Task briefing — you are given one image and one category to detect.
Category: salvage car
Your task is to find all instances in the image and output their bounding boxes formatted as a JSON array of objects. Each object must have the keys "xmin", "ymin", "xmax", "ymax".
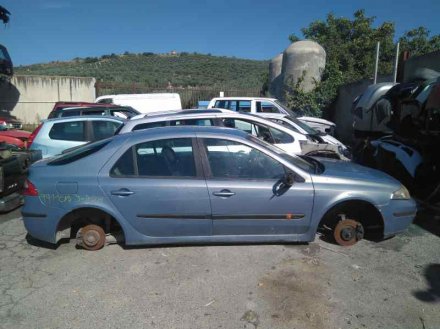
[
  {"xmin": 22, "ymin": 126, "xmax": 416, "ymax": 250},
  {"xmin": 254, "ymin": 112, "xmax": 350, "ymax": 158},
  {"xmin": 28, "ymin": 116, "xmax": 125, "ymax": 158},
  {"xmin": 120, "ymin": 110, "xmax": 349, "ymax": 160},
  {"xmin": 208, "ymin": 97, "xmax": 336, "ymax": 135}
]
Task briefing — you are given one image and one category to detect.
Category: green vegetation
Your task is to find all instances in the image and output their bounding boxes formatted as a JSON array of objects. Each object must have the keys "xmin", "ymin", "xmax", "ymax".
[
  {"xmin": 15, "ymin": 53, "xmax": 268, "ymax": 90},
  {"xmin": 286, "ymin": 9, "xmax": 440, "ymax": 116}
]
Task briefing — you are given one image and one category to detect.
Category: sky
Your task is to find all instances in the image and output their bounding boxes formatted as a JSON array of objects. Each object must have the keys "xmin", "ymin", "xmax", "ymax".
[{"xmin": 2, "ymin": 0, "xmax": 440, "ymax": 65}]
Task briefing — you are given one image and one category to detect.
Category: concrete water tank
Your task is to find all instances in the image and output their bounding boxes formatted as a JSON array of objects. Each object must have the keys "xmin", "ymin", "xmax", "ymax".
[
  {"xmin": 282, "ymin": 40, "xmax": 326, "ymax": 93},
  {"xmin": 269, "ymin": 53, "xmax": 283, "ymax": 97}
]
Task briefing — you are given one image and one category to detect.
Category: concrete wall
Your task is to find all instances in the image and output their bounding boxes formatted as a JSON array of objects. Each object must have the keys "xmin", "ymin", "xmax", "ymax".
[{"xmin": 0, "ymin": 75, "xmax": 96, "ymax": 124}]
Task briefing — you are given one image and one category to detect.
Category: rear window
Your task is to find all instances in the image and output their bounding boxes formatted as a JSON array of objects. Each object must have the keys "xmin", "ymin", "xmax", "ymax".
[
  {"xmin": 49, "ymin": 121, "xmax": 86, "ymax": 141},
  {"xmin": 48, "ymin": 139, "xmax": 110, "ymax": 165}
]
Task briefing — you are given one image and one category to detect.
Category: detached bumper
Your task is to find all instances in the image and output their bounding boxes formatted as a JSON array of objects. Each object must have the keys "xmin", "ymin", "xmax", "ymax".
[
  {"xmin": 381, "ymin": 199, "xmax": 417, "ymax": 237},
  {"xmin": 0, "ymin": 192, "xmax": 24, "ymax": 213}
]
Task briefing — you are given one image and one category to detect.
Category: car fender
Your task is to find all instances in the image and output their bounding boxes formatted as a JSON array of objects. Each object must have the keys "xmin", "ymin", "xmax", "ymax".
[
  {"xmin": 56, "ymin": 202, "xmax": 141, "ymax": 243},
  {"xmin": 310, "ymin": 193, "xmax": 385, "ymax": 233}
]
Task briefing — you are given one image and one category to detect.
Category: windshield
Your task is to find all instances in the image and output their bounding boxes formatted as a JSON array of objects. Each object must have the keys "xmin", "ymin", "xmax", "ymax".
[
  {"xmin": 283, "ymin": 116, "xmax": 319, "ymax": 135},
  {"xmin": 246, "ymin": 134, "xmax": 316, "ymax": 173},
  {"xmin": 48, "ymin": 139, "xmax": 111, "ymax": 165},
  {"xmin": 274, "ymin": 100, "xmax": 296, "ymax": 116}
]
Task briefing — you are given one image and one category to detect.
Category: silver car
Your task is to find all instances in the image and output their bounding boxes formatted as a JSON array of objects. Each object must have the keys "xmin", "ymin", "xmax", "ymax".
[{"xmin": 22, "ymin": 126, "xmax": 416, "ymax": 250}]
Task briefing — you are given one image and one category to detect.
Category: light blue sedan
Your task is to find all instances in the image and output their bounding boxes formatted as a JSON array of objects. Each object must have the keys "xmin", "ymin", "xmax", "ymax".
[{"xmin": 22, "ymin": 126, "xmax": 416, "ymax": 250}]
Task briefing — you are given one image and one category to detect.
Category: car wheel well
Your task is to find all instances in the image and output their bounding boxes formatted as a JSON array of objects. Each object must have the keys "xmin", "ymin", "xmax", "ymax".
[
  {"xmin": 318, "ymin": 200, "xmax": 384, "ymax": 239},
  {"xmin": 57, "ymin": 207, "xmax": 125, "ymax": 242}
]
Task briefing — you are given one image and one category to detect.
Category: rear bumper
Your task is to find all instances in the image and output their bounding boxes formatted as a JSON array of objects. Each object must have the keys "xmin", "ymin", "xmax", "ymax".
[
  {"xmin": 381, "ymin": 199, "xmax": 417, "ymax": 237},
  {"xmin": 0, "ymin": 192, "xmax": 24, "ymax": 213},
  {"xmin": 21, "ymin": 197, "xmax": 62, "ymax": 244}
]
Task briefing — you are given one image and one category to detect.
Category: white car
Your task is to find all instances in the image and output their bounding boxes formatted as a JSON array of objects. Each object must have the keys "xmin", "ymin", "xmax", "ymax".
[
  {"xmin": 207, "ymin": 97, "xmax": 336, "ymax": 135},
  {"xmin": 255, "ymin": 112, "xmax": 349, "ymax": 155},
  {"xmin": 120, "ymin": 110, "xmax": 348, "ymax": 159}
]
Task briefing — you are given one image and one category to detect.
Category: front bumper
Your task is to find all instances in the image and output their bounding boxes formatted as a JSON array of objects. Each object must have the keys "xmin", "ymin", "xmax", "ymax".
[
  {"xmin": 0, "ymin": 192, "xmax": 24, "ymax": 213},
  {"xmin": 381, "ymin": 198, "xmax": 417, "ymax": 238}
]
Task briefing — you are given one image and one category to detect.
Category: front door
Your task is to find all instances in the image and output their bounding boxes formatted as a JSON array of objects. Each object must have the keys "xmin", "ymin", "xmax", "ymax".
[
  {"xmin": 99, "ymin": 137, "xmax": 212, "ymax": 237},
  {"xmin": 199, "ymin": 138, "xmax": 314, "ymax": 235}
]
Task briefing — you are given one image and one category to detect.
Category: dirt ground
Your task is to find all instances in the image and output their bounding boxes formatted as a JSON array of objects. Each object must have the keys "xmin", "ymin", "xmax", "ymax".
[{"xmin": 0, "ymin": 208, "xmax": 439, "ymax": 329}]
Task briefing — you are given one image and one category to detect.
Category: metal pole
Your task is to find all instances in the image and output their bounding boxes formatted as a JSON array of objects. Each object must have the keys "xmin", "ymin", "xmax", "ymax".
[
  {"xmin": 393, "ymin": 42, "xmax": 400, "ymax": 83},
  {"xmin": 374, "ymin": 42, "xmax": 380, "ymax": 84}
]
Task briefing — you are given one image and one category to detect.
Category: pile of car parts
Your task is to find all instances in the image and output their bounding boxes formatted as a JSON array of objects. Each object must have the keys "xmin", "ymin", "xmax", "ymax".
[{"xmin": 0, "ymin": 142, "xmax": 41, "ymax": 212}]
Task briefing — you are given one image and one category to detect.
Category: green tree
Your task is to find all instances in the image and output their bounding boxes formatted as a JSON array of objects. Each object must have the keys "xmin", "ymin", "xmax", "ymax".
[
  {"xmin": 286, "ymin": 10, "xmax": 395, "ymax": 116},
  {"xmin": 399, "ymin": 27, "xmax": 440, "ymax": 56}
]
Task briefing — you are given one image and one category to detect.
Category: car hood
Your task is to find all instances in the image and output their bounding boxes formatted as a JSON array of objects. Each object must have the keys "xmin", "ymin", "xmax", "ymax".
[
  {"xmin": 315, "ymin": 158, "xmax": 400, "ymax": 187},
  {"xmin": 298, "ymin": 116, "xmax": 335, "ymax": 127}
]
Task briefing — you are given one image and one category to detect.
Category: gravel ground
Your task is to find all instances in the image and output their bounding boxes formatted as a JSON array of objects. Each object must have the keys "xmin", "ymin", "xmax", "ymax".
[{"xmin": 0, "ymin": 208, "xmax": 439, "ymax": 329}]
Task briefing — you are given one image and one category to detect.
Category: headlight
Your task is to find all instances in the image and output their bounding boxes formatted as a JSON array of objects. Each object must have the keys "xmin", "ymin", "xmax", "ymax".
[{"xmin": 391, "ymin": 185, "xmax": 410, "ymax": 200}]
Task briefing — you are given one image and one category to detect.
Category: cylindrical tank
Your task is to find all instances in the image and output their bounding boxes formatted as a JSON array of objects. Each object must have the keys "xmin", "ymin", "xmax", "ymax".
[
  {"xmin": 282, "ymin": 40, "xmax": 326, "ymax": 93},
  {"xmin": 269, "ymin": 53, "xmax": 283, "ymax": 83},
  {"xmin": 269, "ymin": 53, "xmax": 283, "ymax": 98}
]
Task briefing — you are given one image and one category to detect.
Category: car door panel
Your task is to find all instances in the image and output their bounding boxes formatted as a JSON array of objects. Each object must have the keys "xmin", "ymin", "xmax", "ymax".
[
  {"xmin": 99, "ymin": 137, "xmax": 212, "ymax": 237},
  {"xmin": 199, "ymin": 137, "xmax": 314, "ymax": 236}
]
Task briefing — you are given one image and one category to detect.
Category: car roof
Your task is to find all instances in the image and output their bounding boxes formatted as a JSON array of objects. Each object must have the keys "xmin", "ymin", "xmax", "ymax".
[
  {"xmin": 42, "ymin": 115, "xmax": 126, "ymax": 124},
  {"xmin": 59, "ymin": 106, "xmax": 133, "ymax": 112},
  {"xmin": 121, "ymin": 109, "xmax": 303, "ymax": 137},
  {"xmin": 211, "ymin": 97, "xmax": 277, "ymax": 101},
  {"xmin": 116, "ymin": 125, "xmax": 249, "ymax": 143}
]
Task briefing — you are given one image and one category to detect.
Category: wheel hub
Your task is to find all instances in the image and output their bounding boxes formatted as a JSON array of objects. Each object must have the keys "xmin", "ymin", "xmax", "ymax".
[
  {"xmin": 76, "ymin": 224, "xmax": 106, "ymax": 251},
  {"xmin": 334, "ymin": 219, "xmax": 364, "ymax": 246}
]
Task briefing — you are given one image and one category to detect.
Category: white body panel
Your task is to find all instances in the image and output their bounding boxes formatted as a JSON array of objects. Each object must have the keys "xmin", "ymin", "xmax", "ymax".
[{"xmin": 96, "ymin": 93, "xmax": 182, "ymax": 114}]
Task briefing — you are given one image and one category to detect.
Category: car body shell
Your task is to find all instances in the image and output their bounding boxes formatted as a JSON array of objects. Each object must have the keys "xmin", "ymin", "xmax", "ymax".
[
  {"xmin": 121, "ymin": 110, "xmax": 309, "ymax": 154},
  {"xmin": 22, "ymin": 126, "xmax": 416, "ymax": 246},
  {"xmin": 119, "ymin": 110, "xmax": 347, "ymax": 158},
  {"xmin": 29, "ymin": 116, "xmax": 125, "ymax": 158}
]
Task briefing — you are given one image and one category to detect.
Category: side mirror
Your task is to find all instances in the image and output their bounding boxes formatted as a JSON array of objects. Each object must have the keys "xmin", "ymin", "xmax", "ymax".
[{"xmin": 283, "ymin": 172, "xmax": 295, "ymax": 187}]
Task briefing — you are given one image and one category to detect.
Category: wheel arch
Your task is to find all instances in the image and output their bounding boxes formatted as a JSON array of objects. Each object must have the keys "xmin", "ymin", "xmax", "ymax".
[
  {"xmin": 55, "ymin": 205, "xmax": 127, "ymax": 243},
  {"xmin": 317, "ymin": 198, "xmax": 385, "ymax": 238}
]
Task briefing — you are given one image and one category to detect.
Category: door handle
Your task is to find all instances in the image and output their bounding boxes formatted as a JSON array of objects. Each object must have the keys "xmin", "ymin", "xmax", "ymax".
[
  {"xmin": 111, "ymin": 188, "xmax": 134, "ymax": 196},
  {"xmin": 213, "ymin": 189, "xmax": 236, "ymax": 197}
]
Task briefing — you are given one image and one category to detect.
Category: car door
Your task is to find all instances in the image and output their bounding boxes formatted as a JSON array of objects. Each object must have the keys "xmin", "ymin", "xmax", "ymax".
[
  {"xmin": 98, "ymin": 137, "xmax": 212, "ymax": 237},
  {"xmin": 198, "ymin": 137, "xmax": 314, "ymax": 235}
]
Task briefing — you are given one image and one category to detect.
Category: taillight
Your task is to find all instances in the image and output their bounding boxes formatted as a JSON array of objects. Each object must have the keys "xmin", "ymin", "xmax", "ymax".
[
  {"xmin": 22, "ymin": 179, "xmax": 38, "ymax": 196},
  {"xmin": 27, "ymin": 123, "xmax": 43, "ymax": 149}
]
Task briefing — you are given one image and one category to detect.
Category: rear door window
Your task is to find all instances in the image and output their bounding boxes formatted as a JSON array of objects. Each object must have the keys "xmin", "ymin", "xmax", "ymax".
[
  {"xmin": 111, "ymin": 138, "xmax": 197, "ymax": 177},
  {"xmin": 49, "ymin": 121, "xmax": 87, "ymax": 141},
  {"xmin": 169, "ymin": 119, "xmax": 213, "ymax": 126},
  {"xmin": 256, "ymin": 101, "xmax": 279, "ymax": 113},
  {"xmin": 61, "ymin": 110, "xmax": 81, "ymax": 117},
  {"xmin": 132, "ymin": 121, "xmax": 167, "ymax": 131},
  {"xmin": 91, "ymin": 121, "xmax": 122, "ymax": 140}
]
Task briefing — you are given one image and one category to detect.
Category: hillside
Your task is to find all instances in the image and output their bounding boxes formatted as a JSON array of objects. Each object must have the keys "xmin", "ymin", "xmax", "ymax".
[{"xmin": 15, "ymin": 52, "xmax": 268, "ymax": 90}]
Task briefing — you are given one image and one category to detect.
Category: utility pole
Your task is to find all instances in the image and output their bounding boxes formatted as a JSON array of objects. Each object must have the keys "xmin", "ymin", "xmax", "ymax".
[
  {"xmin": 373, "ymin": 42, "xmax": 380, "ymax": 84},
  {"xmin": 393, "ymin": 42, "xmax": 400, "ymax": 83}
]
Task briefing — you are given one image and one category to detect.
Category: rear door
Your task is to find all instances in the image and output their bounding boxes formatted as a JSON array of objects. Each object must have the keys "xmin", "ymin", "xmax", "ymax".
[
  {"xmin": 99, "ymin": 137, "xmax": 212, "ymax": 237},
  {"xmin": 199, "ymin": 137, "xmax": 314, "ymax": 235}
]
